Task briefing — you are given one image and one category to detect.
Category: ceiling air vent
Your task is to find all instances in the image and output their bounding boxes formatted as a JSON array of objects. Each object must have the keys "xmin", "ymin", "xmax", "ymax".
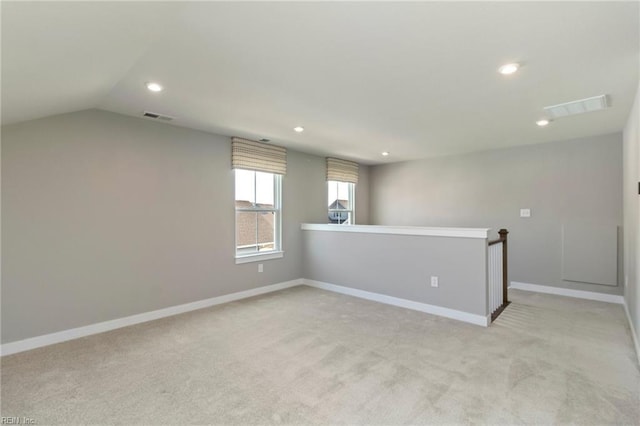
[
  {"xmin": 543, "ymin": 95, "xmax": 608, "ymax": 119},
  {"xmin": 143, "ymin": 111, "xmax": 174, "ymax": 121}
]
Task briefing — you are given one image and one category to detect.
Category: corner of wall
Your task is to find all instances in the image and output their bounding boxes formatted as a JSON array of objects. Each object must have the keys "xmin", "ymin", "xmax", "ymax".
[
  {"xmin": 622, "ymin": 80, "xmax": 640, "ymax": 365},
  {"xmin": 356, "ymin": 164, "xmax": 370, "ymax": 225}
]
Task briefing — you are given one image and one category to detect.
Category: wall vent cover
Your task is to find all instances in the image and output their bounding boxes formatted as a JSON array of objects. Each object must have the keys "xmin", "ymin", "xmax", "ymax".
[
  {"xmin": 143, "ymin": 111, "xmax": 174, "ymax": 121},
  {"xmin": 543, "ymin": 95, "xmax": 608, "ymax": 119}
]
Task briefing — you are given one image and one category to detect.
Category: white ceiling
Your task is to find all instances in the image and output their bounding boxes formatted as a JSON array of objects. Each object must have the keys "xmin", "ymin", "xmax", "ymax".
[{"xmin": 2, "ymin": 1, "xmax": 638, "ymax": 164}]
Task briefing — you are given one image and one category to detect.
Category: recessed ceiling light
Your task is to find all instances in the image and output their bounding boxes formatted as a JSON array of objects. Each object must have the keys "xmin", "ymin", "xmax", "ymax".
[
  {"xmin": 536, "ymin": 119, "xmax": 550, "ymax": 127},
  {"xmin": 381, "ymin": 151, "xmax": 390, "ymax": 156},
  {"xmin": 293, "ymin": 126, "xmax": 304, "ymax": 133},
  {"xmin": 498, "ymin": 63, "xmax": 520, "ymax": 75},
  {"xmin": 146, "ymin": 82, "xmax": 163, "ymax": 92}
]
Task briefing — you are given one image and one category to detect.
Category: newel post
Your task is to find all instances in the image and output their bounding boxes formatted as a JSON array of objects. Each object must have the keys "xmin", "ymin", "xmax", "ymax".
[{"xmin": 499, "ymin": 229, "xmax": 509, "ymax": 305}]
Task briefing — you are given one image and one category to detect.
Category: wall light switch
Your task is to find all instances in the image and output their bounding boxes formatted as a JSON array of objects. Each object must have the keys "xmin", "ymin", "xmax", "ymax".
[
  {"xmin": 430, "ymin": 276, "xmax": 439, "ymax": 288},
  {"xmin": 258, "ymin": 264, "xmax": 264, "ymax": 273},
  {"xmin": 520, "ymin": 208, "xmax": 531, "ymax": 218}
]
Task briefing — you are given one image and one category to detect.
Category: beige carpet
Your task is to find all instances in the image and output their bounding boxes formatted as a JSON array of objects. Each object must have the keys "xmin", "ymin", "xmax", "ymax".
[{"xmin": 2, "ymin": 287, "xmax": 639, "ymax": 425}]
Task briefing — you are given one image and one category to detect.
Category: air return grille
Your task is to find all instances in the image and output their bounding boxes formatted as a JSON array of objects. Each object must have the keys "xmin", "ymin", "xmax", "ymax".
[
  {"xmin": 543, "ymin": 95, "xmax": 608, "ymax": 119},
  {"xmin": 143, "ymin": 111, "xmax": 174, "ymax": 121}
]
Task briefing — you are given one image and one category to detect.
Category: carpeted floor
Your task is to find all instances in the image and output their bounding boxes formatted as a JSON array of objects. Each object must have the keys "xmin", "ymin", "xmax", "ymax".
[{"xmin": 1, "ymin": 286, "xmax": 639, "ymax": 425}]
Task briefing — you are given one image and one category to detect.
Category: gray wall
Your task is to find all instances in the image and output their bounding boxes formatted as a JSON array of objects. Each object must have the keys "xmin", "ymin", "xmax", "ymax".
[
  {"xmin": 623, "ymin": 83, "xmax": 640, "ymax": 351},
  {"xmin": 1, "ymin": 109, "xmax": 328, "ymax": 343},
  {"xmin": 303, "ymin": 231, "xmax": 487, "ymax": 316},
  {"xmin": 2, "ymin": 106, "xmax": 629, "ymax": 344},
  {"xmin": 369, "ymin": 133, "xmax": 623, "ymax": 295}
]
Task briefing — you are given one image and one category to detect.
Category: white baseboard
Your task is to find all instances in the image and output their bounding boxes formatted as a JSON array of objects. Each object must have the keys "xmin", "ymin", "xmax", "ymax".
[
  {"xmin": 623, "ymin": 301, "xmax": 640, "ymax": 367},
  {"xmin": 510, "ymin": 281, "xmax": 624, "ymax": 304},
  {"xmin": 303, "ymin": 279, "xmax": 490, "ymax": 327},
  {"xmin": 1, "ymin": 279, "xmax": 303, "ymax": 357}
]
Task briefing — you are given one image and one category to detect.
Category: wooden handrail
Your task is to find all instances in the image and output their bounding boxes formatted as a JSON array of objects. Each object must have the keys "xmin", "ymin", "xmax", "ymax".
[
  {"xmin": 499, "ymin": 229, "xmax": 508, "ymax": 305},
  {"xmin": 488, "ymin": 228, "xmax": 508, "ymax": 246}
]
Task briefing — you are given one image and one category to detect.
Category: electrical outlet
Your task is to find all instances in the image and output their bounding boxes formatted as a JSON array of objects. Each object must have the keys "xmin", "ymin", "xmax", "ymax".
[
  {"xmin": 520, "ymin": 208, "xmax": 531, "ymax": 218},
  {"xmin": 430, "ymin": 276, "xmax": 438, "ymax": 288},
  {"xmin": 258, "ymin": 264, "xmax": 263, "ymax": 273}
]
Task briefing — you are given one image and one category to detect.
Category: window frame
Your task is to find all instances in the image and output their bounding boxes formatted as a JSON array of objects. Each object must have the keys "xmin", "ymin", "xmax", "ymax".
[
  {"xmin": 234, "ymin": 170, "xmax": 283, "ymax": 264},
  {"xmin": 327, "ymin": 180, "xmax": 355, "ymax": 225}
]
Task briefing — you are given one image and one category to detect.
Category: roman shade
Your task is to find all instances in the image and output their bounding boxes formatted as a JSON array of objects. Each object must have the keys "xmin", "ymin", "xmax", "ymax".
[
  {"xmin": 231, "ymin": 137, "xmax": 287, "ymax": 175},
  {"xmin": 326, "ymin": 157, "xmax": 358, "ymax": 184}
]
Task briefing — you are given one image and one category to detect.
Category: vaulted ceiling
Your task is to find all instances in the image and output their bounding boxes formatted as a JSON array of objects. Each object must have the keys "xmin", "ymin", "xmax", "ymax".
[{"xmin": 2, "ymin": 2, "xmax": 638, "ymax": 164}]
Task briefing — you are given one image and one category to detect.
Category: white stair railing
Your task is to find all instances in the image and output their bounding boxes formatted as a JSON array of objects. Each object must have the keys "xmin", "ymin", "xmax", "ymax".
[
  {"xmin": 488, "ymin": 229, "xmax": 509, "ymax": 321},
  {"xmin": 488, "ymin": 242, "xmax": 503, "ymax": 314}
]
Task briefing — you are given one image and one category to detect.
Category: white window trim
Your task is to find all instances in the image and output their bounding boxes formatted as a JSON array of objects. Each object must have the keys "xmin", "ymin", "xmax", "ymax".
[
  {"xmin": 327, "ymin": 181, "xmax": 355, "ymax": 225},
  {"xmin": 235, "ymin": 251, "xmax": 284, "ymax": 264},
  {"xmin": 235, "ymin": 172, "xmax": 283, "ymax": 262}
]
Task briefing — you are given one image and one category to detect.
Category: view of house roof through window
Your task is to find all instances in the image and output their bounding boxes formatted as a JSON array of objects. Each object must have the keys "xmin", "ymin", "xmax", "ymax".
[
  {"xmin": 328, "ymin": 181, "xmax": 354, "ymax": 224},
  {"xmin": 235, "ymin": 169, "xmax": 280, "ymax": 256},
  {"xmin": 235, "ymin": 201, "xmax": 275, "ymax": 252}
]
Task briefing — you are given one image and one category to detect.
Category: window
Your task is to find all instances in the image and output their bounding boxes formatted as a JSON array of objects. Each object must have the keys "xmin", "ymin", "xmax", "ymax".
[
  {"xmin": 328, "ymin": 180, "xmax": 354, "ymax": 224},
  {"xmin": 325, "ymin": 157, "xmax": 358, "ymax": 225},
  {"xmin": 232, "ymin": 137, "xmax": 286, "ymax": 263},
  {"xmin": 235, "ymin": 169, "xmax": 282, "ymax": 260}
]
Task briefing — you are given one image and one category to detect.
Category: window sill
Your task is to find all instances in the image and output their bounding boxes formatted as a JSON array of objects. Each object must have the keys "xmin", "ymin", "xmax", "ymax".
[{"xmin": 235, "ymin": 251, "xmax": 284, "ymax": 264}]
